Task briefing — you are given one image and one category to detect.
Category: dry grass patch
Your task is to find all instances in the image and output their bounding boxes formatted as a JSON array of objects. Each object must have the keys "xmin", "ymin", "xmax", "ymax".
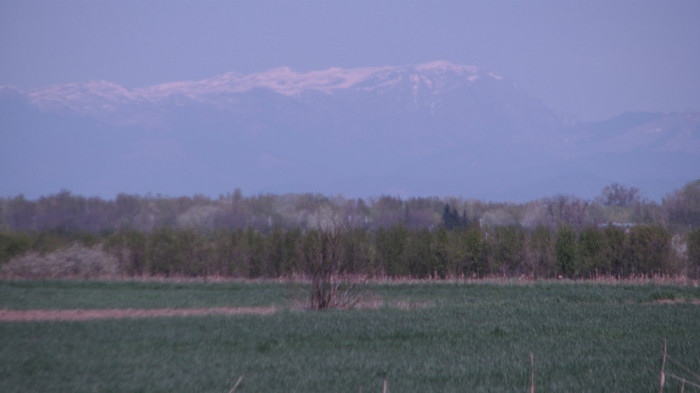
[
  {"xmin": 652, "ymin": 298, "xmax": 700, "ymax": 305},
  {"xmin": 0, "ymin": 306, "xmax": 278, "ymax": 322}
]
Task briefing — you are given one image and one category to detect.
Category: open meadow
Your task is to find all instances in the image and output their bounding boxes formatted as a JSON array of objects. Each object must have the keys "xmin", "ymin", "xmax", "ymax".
[{"xmin": 1, "ymin": 279, "xmax": 699, "ymax": 392}]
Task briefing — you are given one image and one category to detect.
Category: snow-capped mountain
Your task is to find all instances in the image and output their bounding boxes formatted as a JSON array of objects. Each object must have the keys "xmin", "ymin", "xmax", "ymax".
[
  {"xmin": 1, "ymin": 62, "xmax": 698, "ymax": 200},
  {"xmin": 28, "ymin": 61, "xmax": 489, "ymax": 107},
  {"xmin": 24, "ymin": 61, "xmax": 556, "ymax": 130}
]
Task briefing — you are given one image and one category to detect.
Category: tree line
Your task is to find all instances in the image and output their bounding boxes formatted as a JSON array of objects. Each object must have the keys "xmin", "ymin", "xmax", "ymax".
[
  {"xmin": 2, "ymin": 222, "xmax": 698, "ymax": 279},
  {"xmin": 2, "ymin": 181, "xmax": 699, "ymax": 234},
  {"xmin": 1, "ymin": 180, "xmax": 699, "ymax": 279}
]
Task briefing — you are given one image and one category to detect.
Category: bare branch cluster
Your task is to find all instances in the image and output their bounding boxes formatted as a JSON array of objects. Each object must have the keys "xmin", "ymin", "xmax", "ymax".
[{"xmin": 299, "ymin": 212, "xmax": 364, "ymax": 310}]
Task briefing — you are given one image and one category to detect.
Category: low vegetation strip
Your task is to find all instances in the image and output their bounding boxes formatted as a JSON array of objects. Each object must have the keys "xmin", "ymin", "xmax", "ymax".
[
  {"xmin": 2, "ymin": 281, "xmax": 699, "ymax": 392},
  {"xmin": 0, "ymin": 306, "xmax": 277, "ymax": 322}
]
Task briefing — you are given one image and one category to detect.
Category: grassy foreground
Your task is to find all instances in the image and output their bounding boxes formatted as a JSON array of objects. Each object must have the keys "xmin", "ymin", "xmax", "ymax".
[{"xmin": 1, "ymin": 280, "xmax": 699, "ymax": 392}]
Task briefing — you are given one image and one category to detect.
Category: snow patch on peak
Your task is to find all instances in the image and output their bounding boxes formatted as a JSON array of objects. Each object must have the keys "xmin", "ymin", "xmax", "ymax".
[
  {"xmin": 32, "ymin": 80, "xmax": 134, "ymax": 99},
  {"xmin": 29, "ymin": 80, "xmax": 139, "ymax": 112},
  {"xmin": 229, "ymin": 65, "xmax": 392, "ymax": 96},
  {"xmin": 415, "ymin": 61, "xmax": 479, "ymax": 74},
  {"xmin": 211, "ymin": 71, "xmax": 243, "ymax": 85},
  {"xmin": 488, "ymin": 72, "xmax": 504, "ymax": 81}
]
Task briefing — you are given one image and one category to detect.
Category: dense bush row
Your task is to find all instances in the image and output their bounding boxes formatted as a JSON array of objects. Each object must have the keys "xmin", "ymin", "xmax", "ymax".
[{"xmin": 2, "ymin": 224, "xmax": 699, "ymax": 279}]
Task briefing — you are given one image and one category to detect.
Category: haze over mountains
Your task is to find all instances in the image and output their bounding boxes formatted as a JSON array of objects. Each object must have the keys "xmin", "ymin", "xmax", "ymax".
[{"xmin": 1, "ymin": 61, "xmax": 698, "ymax": 201}]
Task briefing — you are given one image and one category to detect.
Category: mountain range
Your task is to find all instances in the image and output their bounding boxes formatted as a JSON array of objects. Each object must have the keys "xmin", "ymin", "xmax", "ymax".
[{"xmin": 1, "ymin": 61, "xmax": 698, "ymax": 201}]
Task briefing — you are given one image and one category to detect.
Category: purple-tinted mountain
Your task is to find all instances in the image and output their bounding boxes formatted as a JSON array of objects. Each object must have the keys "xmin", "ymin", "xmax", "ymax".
[{"xmin": 1, "ymin": 61, "xmax": 698, "ymax": 201}]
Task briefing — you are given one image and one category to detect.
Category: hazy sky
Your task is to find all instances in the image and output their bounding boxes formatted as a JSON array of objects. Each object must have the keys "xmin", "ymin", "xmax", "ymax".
[{"xmin": 1, "ymin": 0, "xmax": 699, "ymax": 121}]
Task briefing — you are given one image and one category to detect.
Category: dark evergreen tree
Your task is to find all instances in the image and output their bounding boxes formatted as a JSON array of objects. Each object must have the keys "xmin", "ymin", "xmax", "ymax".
[
  {"xmin": 687, "ymin": 228, "xmax": 700, "ymax": 278},
  {"xmin": 442, "ymin": 204, "xmax": 467, "ymax": 230},
  {"xmin": 555, "ymin": 225, "xmax": 577, "ymax": 278}
]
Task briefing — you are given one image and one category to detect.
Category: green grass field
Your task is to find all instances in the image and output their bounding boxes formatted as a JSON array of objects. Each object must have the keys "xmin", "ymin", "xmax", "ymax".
[{"xmin": 1, "ymin": 280, "xmax": 699, "ymax": 392}]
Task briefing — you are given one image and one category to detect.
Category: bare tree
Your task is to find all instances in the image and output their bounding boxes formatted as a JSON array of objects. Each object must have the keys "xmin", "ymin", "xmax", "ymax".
[
  {"xmin": 598, "ymin": 183, "xmax": 641, "ymax": 207},
  {"xmin": 297, "ymin": 210, "xmax": 363, "ymax": 310},
  {"xmin": 545, "ymin": 195, "xmax": 589, "ymax": 229}
]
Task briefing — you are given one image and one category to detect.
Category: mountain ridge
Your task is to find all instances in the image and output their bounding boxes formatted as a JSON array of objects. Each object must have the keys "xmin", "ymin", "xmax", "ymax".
[
  {"xmin": 1, "ymin": 62, "xmax": 698, "ymax": 201},
  {"xmin": 23, "ymin": 61, "xmax": 516, "ymax": 118}
]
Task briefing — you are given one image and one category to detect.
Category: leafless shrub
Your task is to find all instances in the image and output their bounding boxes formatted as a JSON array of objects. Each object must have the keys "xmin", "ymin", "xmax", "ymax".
[{"xmin": 297, "ymin": 211, "xmax": 366, "ymax": 310}]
